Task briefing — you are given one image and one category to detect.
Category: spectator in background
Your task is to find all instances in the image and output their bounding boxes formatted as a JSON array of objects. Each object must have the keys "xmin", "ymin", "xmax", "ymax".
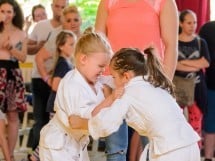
[
  {"xmin": 24, "ymin": 4, "xmax": 47, "ymax": 34},
  {"xmin": 0, "ymin": 0, "xmax": 27, "ymax": 160},
  {"xmin": 27, "ymin": 0, "xmax": 68, "ymax": 55},
  {"xmin": 35, "ymin": 4, "xmax": 82, "ymax": 88},
  {"xmin": 94, "ymin": 0, "xmax": 179, "ymax": 160},
  {"xmin": 27, "ymin": 0, "xmax": 68, "ymax": 151},
  {"xmin": 176, "ymin": 9, "xmax": 210, "ymax": 147},
  {"xmin": 29, "ymin": 30, "xmax": 76, "ymax": 161},
  {"xmin": 46, "ymin": 30, "xmax": 76, "ymax": 117},
  {"xmin": 199, "ymin": 21, "xmax": 215, "ymax": 161}
]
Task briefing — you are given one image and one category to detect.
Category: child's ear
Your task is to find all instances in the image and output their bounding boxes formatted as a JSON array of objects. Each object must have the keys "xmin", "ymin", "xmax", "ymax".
[
  {"xmin": 123, "ymin": 71, "xmax": 133, "ymax": 81},
  {"xmin": 59, "ymin": 45, "xmax": 64, "ymax": 51},
  {"xmin": 79, "ymin": 54, "xmax": 87, "ymax": 64}
]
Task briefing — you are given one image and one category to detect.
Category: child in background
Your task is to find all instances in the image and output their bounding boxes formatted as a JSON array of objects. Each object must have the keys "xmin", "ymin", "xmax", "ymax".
[
  {"xmin": 46, "ymin": 30, "xmax": 76, "ymax": 117},
  {"xmin": 29, "ymin": 30, "xmax": 76, "ymax": 161},
  {"xmin": 39, "ymin": 31, "xmax": 113, "ymax": 161},
  {"xmin": 176, "ymin": 9, "xmax": 210, "ymax": 147},
  {"xmin": 70, "ymin": 47, "xmax": 201, "ymax": 161}
]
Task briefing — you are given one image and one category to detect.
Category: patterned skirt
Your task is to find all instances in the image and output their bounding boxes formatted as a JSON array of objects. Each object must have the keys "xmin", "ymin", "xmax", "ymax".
[{"xmin": 0, "ymin": 60, "xmax": 27, "ymax": 113}]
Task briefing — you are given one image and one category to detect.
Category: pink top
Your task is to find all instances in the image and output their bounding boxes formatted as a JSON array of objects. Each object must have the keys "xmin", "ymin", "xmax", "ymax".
[{"xmin": 105, "ymin": 0, "xmax": 166, "ymax": 60}]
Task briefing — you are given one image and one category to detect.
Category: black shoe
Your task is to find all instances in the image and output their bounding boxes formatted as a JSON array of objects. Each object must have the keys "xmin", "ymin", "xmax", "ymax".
[{"xmin": 204, "ymin": 159, "xmax": 212, "ymax": 161}]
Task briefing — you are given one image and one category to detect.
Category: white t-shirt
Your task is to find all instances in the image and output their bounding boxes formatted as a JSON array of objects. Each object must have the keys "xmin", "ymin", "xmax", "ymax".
[
  {"xmin": 30, "ymin": 19, "xmax": 56, "ymax": 78},
  {"xmin": 29, "ymin": 19, "xmax": 54, "ymax": 42}
]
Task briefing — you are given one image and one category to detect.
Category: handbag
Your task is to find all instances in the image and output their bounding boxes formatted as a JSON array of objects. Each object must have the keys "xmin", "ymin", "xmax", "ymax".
[
  {"xmin": 173, "ymin": 36, "xmax": 201, "ymax": 107},
  {"xmin": 173, "ymin": 75, "xmax": 196, "ymax": 107}
]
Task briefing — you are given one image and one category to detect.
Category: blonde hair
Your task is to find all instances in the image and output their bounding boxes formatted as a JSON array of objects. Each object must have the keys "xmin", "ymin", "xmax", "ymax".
[
  {"xmin": 62, "ymin": 4, "xmax": 80, "ymax": 16},
  {"xmin": 74, "ymin": 30, "xmax": 113, "ymax": 61}
]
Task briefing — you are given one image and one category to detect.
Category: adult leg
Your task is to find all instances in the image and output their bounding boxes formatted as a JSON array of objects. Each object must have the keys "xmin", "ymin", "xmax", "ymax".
[
  {"xmin": 203, "ymin": 89, "xmax": 215, "ymax": 160},
  {"xmin": 29, "ymin": 78, "xmax": 50, "ymax": 149},
  {"xmin": 129, "ymin": 131, "xmax": 143, "ymax": 161},
  {"xmin": 105, "ymin": 120, "xmax": 128, "ymax": 161},
  {"xmin": 204, "ymin": 133, "xmax": 215, "ymax": 160},
  {"xmin": 0, "ymin": 117, "xmax": 11, "ymax": 161},
  {"xmin": 6, "ymin": 111, "xmax": 19, "ymax": 159}
]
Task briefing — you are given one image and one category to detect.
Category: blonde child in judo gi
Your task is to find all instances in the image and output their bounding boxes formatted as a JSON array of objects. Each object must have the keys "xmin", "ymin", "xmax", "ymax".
[{"xmin": 39, "ymin": 30, "xmax": 115, "ymax": 161}]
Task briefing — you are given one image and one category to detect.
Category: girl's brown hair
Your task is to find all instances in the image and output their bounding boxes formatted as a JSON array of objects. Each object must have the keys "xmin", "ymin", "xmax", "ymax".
[
  {"xmin": 179, "ymin": 9, "xmax": 196, "ymax": 34},
  {"xmin": 0, "ymin": 0, "xmax": 24, "ymax": 32},
  {"xmin": 111, "ymin": 47, "xmax": 175, "ymax": 96},
  {"xmin": 51, "ymin": 30, "xmax": 76, "ymax": 78}
]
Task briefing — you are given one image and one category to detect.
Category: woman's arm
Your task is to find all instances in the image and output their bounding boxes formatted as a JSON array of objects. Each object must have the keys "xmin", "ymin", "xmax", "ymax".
[
  {"xmin": 176, "ymin": 61, "xmax": 200, "ymax": 72},
  {"xmin": 35, "ymin": 46, "xmax": 52, "ymax": 85},
  {"xmin": 160, "ymin": 0, "xmax": 179, "ymax": 80},
  {"xmin": 179, "ymin": 57, "xmax": 209, "ymax": 69},
  {"xmin": 95, "ymin": 0, "xmax": 108, "ymax": 34},
  {"xmin": 27, "ymin": 39, "xmax": 46, "ymax": 55},
  {"xmin": 10, "ymin": 34, "xmax": 27, "ymax": 63}
]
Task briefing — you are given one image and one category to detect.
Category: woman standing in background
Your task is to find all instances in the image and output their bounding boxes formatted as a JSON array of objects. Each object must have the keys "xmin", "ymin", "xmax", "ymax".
[
  {"xmin": 0, "ymin": 0, "xmax": 27, "ymax": 160},
  {"xmin": 176, "ymin": 9, "xmax": 210, "ymax": 148},
  {"xmin": 199, "ymin": 21, "xmax": 215, "ymax": 161}
]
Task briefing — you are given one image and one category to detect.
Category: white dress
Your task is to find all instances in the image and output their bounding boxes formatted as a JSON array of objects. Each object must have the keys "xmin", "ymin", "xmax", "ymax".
[
  {"xmin": 39, "ymin": 69, "xmax": 105, "ymax": 161},
  {"xmin": 89, "ymin": 76, "xmax": 201, "ymax": 161}
]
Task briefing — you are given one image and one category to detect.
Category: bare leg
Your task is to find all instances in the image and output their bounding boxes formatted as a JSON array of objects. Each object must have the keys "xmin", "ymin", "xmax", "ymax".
[
  {"xmin": 204, "ymin": 133, "xmax": 215, "ymax": 159},
  {"xmin": 0, "ymin": 119, "xmax": 11, "ymax": 161},
  {"xmin": 129, "ymin": 131, "xmax": 143, "ymax": 161},
  {"xmin": 6, "ymin": 111, "xmax": 19, "ymax": 158}
]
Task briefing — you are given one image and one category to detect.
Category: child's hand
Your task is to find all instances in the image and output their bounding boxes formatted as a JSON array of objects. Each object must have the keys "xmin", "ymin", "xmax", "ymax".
[
  {"xmin": 111, "ymin": 87, "xmax": 124, "ymax": 100},
  {"xmin": 69, "ymin": 115, "xmax": 88, "ymax": 130},
  {"xmin": 103, "ymin": 84, "xmax": 112, "ymax": 98}
]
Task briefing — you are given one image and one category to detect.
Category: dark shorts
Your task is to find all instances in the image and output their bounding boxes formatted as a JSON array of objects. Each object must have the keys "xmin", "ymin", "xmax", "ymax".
[
  {"xmin": 203, "ymin": 89, "xmax": 215, "ymax": 133},
  {"xmin": 0, "ymin": 60, "xmax": 27, "ymax": 113}
]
